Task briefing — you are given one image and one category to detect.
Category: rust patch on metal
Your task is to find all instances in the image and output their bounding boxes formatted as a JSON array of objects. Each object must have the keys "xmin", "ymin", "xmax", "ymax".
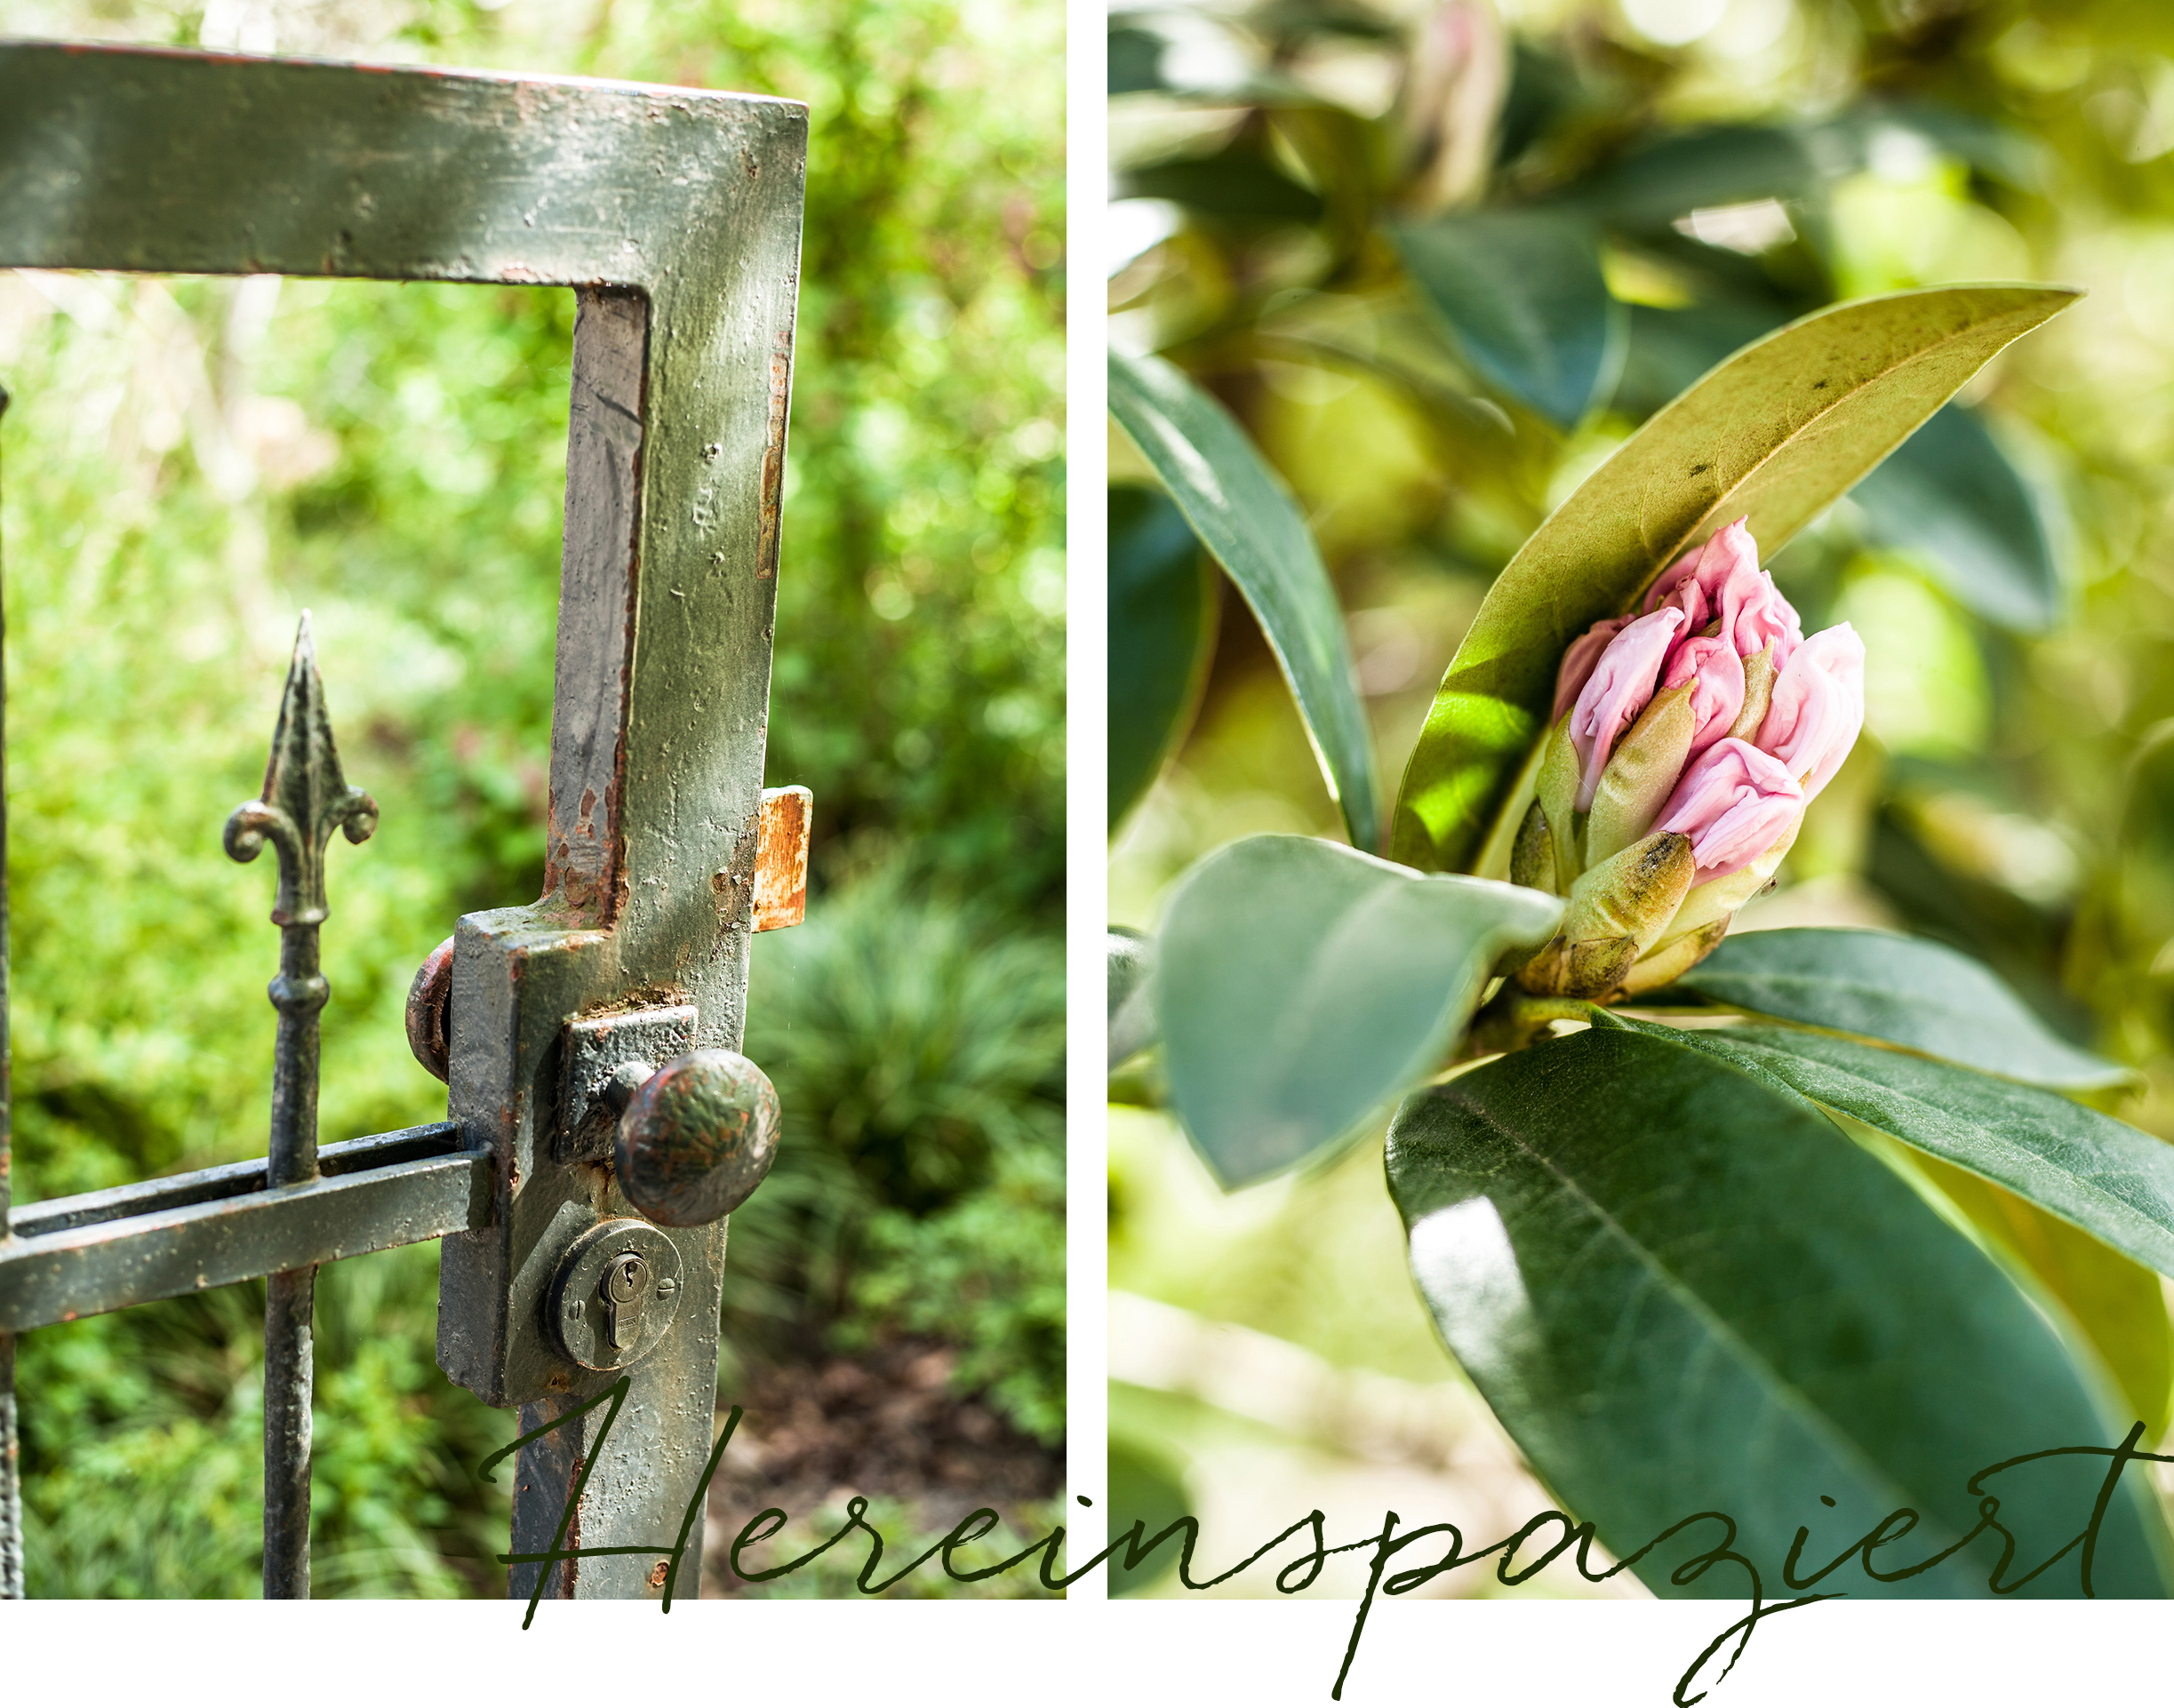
[
  {"xmin": 541, "ymin": 287, "xmax": 647, "ymax": 930},
  {"xmin": 755, "ymin": 338, "xmax": 792, "ymax": 581},
  {"xmin": 648, "ymin": 1558, "xmax": 670, "ymax": 1590},
  {"xmin": 560, "ymin": 1457, "xmax": 582, "ymax": 1598},
  {"xmin": 709, "ymin": 867, "xmax": 742, "ymax": 919},
  {"xmin": 752, "ymin": 786, "xmax": 811, "ymax": 931}
]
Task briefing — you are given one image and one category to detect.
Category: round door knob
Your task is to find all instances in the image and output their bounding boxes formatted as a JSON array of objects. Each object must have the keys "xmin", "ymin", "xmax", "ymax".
[
  {"xmin": 404, "ymin": 935, "xmax": 456, "ymax": 1083},
  {"xmin": 612, "ymin": 1048, "xmax": 781, "ymax": 1227}
]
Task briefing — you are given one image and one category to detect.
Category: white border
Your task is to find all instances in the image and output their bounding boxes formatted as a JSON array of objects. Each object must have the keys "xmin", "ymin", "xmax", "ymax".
[{"xmin": 1063, "ymin": 0, "xmax": 1112, "ymax": 1605}]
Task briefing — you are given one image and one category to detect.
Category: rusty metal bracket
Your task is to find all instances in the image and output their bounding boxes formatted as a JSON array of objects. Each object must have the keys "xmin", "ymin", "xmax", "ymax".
[
  {"xmin": 754, "ymin": 785, "xmax": 813, "ymax": 931},
  {"xmin": 557, "ymin": 1005, "xmax": 698, "ymax": 1164}
]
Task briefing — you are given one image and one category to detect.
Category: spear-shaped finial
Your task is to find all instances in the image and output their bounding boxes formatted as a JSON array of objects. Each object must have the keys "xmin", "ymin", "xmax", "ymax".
[
  {"xmin": 224, "ymin": 611, "xmax": 379, "ymax": 925},
  {"xmin": 223, "ymin": 611, "xmax": 376, "ymax": 1601}
]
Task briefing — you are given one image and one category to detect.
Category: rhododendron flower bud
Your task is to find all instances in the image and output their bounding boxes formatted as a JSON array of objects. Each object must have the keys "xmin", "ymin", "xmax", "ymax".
[
  {"xmin": 1507, "ymin": 517, "xmax": 1863, "ymax": 1002},
  {"xmin": 1514, "ymin": 832, "xmax": 1697, "ymax": 1000}
]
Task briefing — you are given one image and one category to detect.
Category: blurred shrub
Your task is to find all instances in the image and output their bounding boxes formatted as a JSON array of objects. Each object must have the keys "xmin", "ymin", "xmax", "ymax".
[
  {"xmin": 729, "ymin": 858, "xmax": 1066, "ymax": 1439},
  {"xmin": 574, "ymin": 0, "xmax": 1068, "ymax": 914},
  {"xmin": 722, "ymin": 1493, "xmax": 1066, "ymax": 1597},
  {"xmin": 18, "ymin": 1247, "xmax": 509, "ymax": 1598},
  {"xmin": 845, "ymin": 1141, "xmax": 1067, "ymax": 1443},
  {"xmin": 753, "ymin": 860, "xmax": 1066, "ymax": 1214}
]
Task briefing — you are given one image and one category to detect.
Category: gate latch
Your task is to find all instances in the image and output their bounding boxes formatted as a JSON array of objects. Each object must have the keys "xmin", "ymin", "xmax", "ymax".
[{"xmin": 555, "ymin": 1006, "xmax": 783, "ymax": 1228}]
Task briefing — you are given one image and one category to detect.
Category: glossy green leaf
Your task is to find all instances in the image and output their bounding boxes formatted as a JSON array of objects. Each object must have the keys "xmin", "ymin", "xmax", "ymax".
[
  {"xmin": 1393, "ymin": 208, "xmax": 1624, "ymax": 428},
  {"xmin": 1580, "ymin": 109, "xmax": 2042, "ymax": 229},
  {"xmin": 1816, "ymin": 100, "xmax": 2048, "ymax": 195},
  {"xmin": 1109, "ymin": 484, "xmax": 1218, "ymax": 830},
  {"xmin": 1105, "ymin": 12, "xmax": 1330, "ymax": 107},
  {"xmin": 1156, "ymin": 834, "xmax": 1561, "ymax": 1187},
  {"xmin": 1386, "ymin": 1024, "xmax": 2173, "ymax": 1598},
  {"xmin": 1109, "ymin": 350, "xmax": 1380, "ymax": 850},
  {"xmin": 1108, "ymin": 926, "xmax": 1158, "ymax": 1069},
  {"xmin": 1630, "ymin": 1014, "xmax": 2174, "ymax": 1473},
  {"xmin": 1673, "ymin": 928, "xmax": 2130, "ymax": 1089},
  {"xmin": 1496, "ymin": 41, "xmax": 1579, "ymax": 168},
  {"xmin": 1895, "ymin": 1145, "xmax": 2173, "ymax": 1442},
  {"xmin": 1612, "ymin": 1018, "xmax": 2174, "ymax": 1267},
  {"xmin": 1852, "ymin": 402, "xmax": 2061, "ymax": 631},
  {"xmin": 1388, "ymin": 284, "xmax": 2081, "ymax": 874}
]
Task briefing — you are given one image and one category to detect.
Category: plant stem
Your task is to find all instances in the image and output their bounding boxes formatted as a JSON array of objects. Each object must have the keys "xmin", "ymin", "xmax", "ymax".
[{"xmin": 1459, "ymin": 986, "xmax": 1600, "ymax": 1061}]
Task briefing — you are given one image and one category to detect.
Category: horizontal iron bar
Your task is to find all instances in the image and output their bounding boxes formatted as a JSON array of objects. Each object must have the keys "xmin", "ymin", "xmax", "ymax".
[
  {"xmin": 9, "ymin": 1123, "xmax": 465, "ymax": 1240},
  {"xmin": 0, "ymin": 1124, "xmax": 492, "ymax": 1332}
]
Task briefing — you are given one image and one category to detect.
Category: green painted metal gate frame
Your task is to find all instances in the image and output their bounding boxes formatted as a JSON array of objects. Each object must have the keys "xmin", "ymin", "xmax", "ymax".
[{"xmin": 0, "ymin": 39, "xmax": 807, "ymax": 1601}]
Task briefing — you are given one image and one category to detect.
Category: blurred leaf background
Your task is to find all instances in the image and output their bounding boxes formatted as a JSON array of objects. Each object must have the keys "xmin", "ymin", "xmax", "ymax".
[
  {"xmin": 1109, "ymin": 0, "xmax": 2174, "ymax": 1596},
  {"xmin": 2, "ymin": 0, "xmax": 1062, "ymax": 1596}
]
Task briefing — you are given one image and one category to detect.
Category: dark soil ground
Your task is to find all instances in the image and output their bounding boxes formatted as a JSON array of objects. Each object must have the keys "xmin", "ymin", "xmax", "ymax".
[{"xmin": 700, "ymin": 1336, "xmax": 1065, "ymax": 1598}]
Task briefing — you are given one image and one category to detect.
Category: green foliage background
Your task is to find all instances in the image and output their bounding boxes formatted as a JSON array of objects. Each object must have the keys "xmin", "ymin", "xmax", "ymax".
[
  {"xmin": 1109, "ymin": 0, "xmax": 2174, "ymax": 1596},
  {"xmin": 1, "ymin": 0, "xmax": 1062, "ymax": 1596}
]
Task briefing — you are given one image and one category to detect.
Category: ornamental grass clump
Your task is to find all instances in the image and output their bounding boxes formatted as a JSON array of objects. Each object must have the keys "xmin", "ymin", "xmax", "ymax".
[{"xmin": 1509, "ymin": 517, "xmax": 1865, "ymax": 1000}]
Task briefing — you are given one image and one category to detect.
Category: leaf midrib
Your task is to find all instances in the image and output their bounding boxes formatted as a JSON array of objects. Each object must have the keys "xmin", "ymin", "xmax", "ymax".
[
  {"xmin": 1468, "ymin": 295, "xmax": 2054, "ymax": 678},
  {"xmin": 1685, "ymin": 970, "xmax": 2112, "ymax": 1082},
  {"xmin": 1444, "ymin": 1061, "xmax": 1965, "ymax": 1566},
  {"xmin": 1708, "ymin": 1035, "xmax": 2174, "ymax": 1273}
]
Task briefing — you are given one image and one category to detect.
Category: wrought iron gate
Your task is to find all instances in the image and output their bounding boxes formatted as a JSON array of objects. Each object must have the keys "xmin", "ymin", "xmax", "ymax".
[{"xmin": 0, "ymin": 40, "xmax": 811, "ymax": 1601}]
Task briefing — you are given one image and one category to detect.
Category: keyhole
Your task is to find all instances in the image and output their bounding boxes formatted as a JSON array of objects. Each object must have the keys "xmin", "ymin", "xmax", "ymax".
[{"xmin": 600, "ymin": 1251, "xmax": 651, "ymax": 1351}]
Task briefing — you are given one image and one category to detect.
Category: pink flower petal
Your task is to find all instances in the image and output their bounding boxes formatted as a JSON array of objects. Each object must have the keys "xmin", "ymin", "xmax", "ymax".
[
  {"xmin": 1730, "ymin": 566, "xmax": 1802, "ymax": 666},
  {"xmin": 1662, "ymin": 633, "xmax": 1746, "ymax": 760},
  {"xmin": 1754, "ymin": 623, "xmax": 1865, "ymax": 801},
  {"xmin": 1701, "ymin": 523, "xmax": 1794, "ymax": 659},
  {"xmin": 1647, "ymin": 518, "xmax": 1803, "ymax": 668},
  {"xmin": 1652, "ymin": 737, "xmax": 1803, "ymax": 882},
  {"xmin": 1568, "ymin": 606, "xmax": 1685, "ymax": 811},
  {"xmin": 1553, "ymin": 614, "xmax": 1630, "ymax": 723},
  {"xmin": 1641, "ymin": 546, "xmax": 1704, "ymax": 617}
]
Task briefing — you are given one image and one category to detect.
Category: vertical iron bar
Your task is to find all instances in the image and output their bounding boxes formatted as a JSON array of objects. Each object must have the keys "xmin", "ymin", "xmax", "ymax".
[
  {"xmin": 0, "ymin": 1336, "xmax": 18, "ymax": 1601},
  {"xmin": 0, "ymin": 381, "xmax": 20, "ymax": 1601},
  {"xmin": 224, "ymin": 612, "xmax": 374, "ymax": 1600},
  {"xmin": 269, "ymin": 915, "xmax": 324, "ymax": 1182},
  {"xmin": 260, "ymin": 1269, "xmax": 313, "ymax": 1596},
  {"xmin": 261, "ymin": 916, "xmax": 325, "ymax": 1598}
]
